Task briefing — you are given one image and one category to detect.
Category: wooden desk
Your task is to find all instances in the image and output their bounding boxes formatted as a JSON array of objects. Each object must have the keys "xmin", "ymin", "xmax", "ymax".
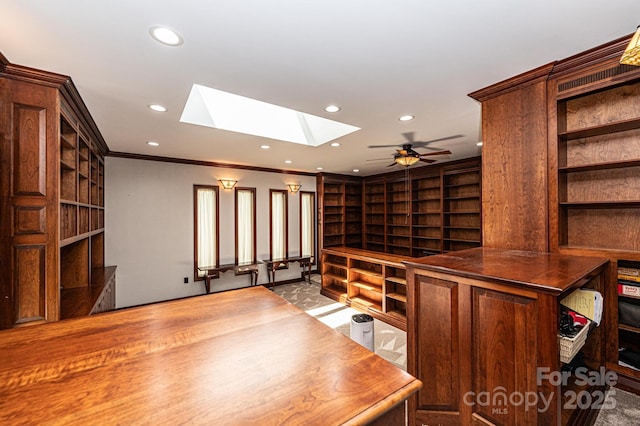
[
  {"xmin": 262, "ymin": 255, "xmax": 312, "ymax": 287},
  {"xmin": 0, "ymin": 286, "xmax": 420, "ymax": 425},
  {"xmin": 198, "ymin": 261, "xmax": 260, "ymax": 293}
]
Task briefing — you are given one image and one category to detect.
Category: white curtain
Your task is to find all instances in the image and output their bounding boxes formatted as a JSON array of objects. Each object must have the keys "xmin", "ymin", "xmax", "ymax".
[
  {"xmin": 197, "ymin": 188, "xmax": 216, "ymax": 276},
  {"xmin": 301, "ymin": 193, "xmax": 314, "ymax": 258},
  {"xmin": 271, "ymin": 192, "xmax": 286, "ymax": 259},
  {"xmin": 237, "ymin": 189, "xmax": 254, "ymax": 264}
]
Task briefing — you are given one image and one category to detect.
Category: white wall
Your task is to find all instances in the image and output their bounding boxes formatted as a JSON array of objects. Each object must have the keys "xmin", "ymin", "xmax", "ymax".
[{"xmin": 105, "ymin": 157, "xmax": 316, "ymax": 308}]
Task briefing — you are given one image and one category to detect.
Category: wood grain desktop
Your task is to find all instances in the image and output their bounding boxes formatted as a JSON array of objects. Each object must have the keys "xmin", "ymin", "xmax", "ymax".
[{"xmin": 0, "ymin": 286, "xmax": 421, "ymax": 425}]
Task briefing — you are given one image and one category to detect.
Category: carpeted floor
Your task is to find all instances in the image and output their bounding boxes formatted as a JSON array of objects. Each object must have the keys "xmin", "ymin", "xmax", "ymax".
[{"xmin": 274, "ymin": 278, "xmax": 640, "ymax": 424}]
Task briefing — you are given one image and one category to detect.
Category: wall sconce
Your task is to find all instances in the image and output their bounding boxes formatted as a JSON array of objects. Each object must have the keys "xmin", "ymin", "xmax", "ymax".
[
  {"xmin": 621, "ymin": 25, "xmax": 640, "ymax": 66},
  {"xmin": 219, "ymin": 179, "xmax": 238, "ymax": 190},
  {"xmin": 287, "ymin": 184, "xmax": 301, "ymax": 193}
]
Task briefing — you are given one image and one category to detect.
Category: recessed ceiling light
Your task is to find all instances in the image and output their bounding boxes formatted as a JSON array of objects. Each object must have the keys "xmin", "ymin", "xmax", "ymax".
[
  {"xmin": 261, "ymin": 145, "xmax": 270, "ymax": 149},
  {"xmin": 398, "ymin": 114, "xmax": 415, "ymax": 122},
  {"xmin": 148, "ymin": 104, "xmax": 167, "ymax": 112},
  {"xmin": 476, "ymin": 142, "xmax": 483, "ymax": 146},
  {"xmin": 330, "ymin": 142, "xmax": 341, "ymax": 147},
  {"xmin": 147, "ymin": 141, "xmax": 159, "ymax": 146},
  {"xmin": 149, "ymin": 26, "xmax": 183, "ymax": 46},
  {"xmin": 285, "ymin": 160, "xmax": 292, "ymax": 164},
  {"xmin": 316, "ymin": 167, "xmax": 323, "ymax": 170},
  {"xmin": 325, "ymin": 105, "xmax": 340, "ymax": 113},
  {"xmin": 353, "ymin": 169, "xmax": 360, "ymax": 172}
]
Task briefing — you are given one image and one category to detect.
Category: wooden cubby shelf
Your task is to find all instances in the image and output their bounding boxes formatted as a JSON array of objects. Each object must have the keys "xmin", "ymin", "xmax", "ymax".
[
  {"xmin": 549, "ymin": 56, "xmax": 640, "ymax": 390},
  {"xmin": 321, "ymin": 247, "xmax": 412, "ymax": 331},
  {"xmin": 0, "ymin": 57, "xmax": 115, "ymax": 329}
]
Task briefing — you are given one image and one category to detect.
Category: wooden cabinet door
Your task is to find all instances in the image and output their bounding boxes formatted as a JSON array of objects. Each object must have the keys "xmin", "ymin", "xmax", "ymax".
[
  {"xmin": 408, "ymin": 273, "xmax": 539, "ymax": 426},
  {"xmin": 0, "ymin": 79, "xmax": 58, "ymax": 328},
  {"xmin": 408, "ymin": 273, "xmax": 472, "ymax": 426},
  {"xmin": 471, "ymin": 287, "xmax": 538, "ymax": 425}
]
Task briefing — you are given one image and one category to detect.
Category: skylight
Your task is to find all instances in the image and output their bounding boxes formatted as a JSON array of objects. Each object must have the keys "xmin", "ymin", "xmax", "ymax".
[{"xmin": 180, "ymin": 84, "xmax": 360, "ymax": 146}]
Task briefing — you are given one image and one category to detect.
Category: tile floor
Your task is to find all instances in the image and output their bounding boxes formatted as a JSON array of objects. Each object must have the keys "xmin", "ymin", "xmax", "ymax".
[{"xmin": 273, "ymin": 279, "xmax": 407, "ymax": 371}]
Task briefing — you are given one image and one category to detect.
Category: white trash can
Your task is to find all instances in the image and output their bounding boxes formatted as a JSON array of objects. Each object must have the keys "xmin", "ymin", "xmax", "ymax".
[{"xmin": 350, "ymin": 314, "xmax": 374, "ymax": 352}]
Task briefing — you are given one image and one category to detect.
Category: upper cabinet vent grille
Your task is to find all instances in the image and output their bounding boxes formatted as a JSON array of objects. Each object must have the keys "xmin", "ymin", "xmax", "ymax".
[{"xmin": 558, "ymin": 64, "xmax": 637, "ymax": 92}]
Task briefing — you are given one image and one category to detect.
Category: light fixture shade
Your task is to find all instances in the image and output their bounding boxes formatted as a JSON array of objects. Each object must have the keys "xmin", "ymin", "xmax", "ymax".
[
  {"xmin": 287, "ymin": 184, "xmax": 301, "ymax": 193},
  {"xmin": 219, "ymin": 179, "xmax": 237, "ymax": 189},
  {"xmin": 621, "ymin": 26, "xmax": 640, "ymax": 66},
  {"xmin": 395, "ymin": 156, "xmax": 420, "ymax": 167}
]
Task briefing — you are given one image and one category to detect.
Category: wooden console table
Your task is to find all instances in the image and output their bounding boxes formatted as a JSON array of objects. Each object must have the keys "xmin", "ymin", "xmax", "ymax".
[
  {"xmin": 262, "ymin": 255, "xmax": 312, "ymax": 287},
  {"xmin": 198, "ymin": 261, "xmax": 260, "ymax": 293},
  {"xmin": 0, "ymin": 286, "xmax": 421, "ymax": 425}
]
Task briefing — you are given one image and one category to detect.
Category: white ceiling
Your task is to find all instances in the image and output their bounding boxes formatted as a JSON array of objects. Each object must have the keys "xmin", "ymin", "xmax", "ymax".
[{"xmin": 1, "ymin": 1, "xmax": 639, "ymax": 176}]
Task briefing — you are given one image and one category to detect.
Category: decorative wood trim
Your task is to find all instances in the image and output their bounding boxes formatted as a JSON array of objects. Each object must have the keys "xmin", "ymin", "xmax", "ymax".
[
  {"xmin": 549, "ymin": 33, "xmax": 634, "ymax": 78},
  {"xmin": 108, "ymin": 151, "xmax": 317, "ymax": 176},
  {"xmin": 468, "ymin": 63, "xmax": 555, "ymax": 102},
  {"xmin": 0, "ymin": 52, "xmax": 109, "ymax": 157}
]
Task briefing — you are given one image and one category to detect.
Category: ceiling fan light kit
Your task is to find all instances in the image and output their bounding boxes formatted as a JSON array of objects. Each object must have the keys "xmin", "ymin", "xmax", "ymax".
[{"xmin": 395, "ymin": 155, "xmax": 420, "ymax": 166}]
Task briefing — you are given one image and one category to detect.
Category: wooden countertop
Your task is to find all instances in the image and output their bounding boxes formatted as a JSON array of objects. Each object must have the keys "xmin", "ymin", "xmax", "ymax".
[
  {"xmin": 0, "ymin": 286, "xmax": 420, "ymax": 425},
  {"xmin": 403, "ymin": 247, "xmax": 608, "ymax": 295}
]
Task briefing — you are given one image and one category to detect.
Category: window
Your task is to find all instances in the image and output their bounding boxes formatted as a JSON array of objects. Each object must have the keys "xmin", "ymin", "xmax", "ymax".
[
  {"xmin": 270, "ymin": 189, "xmax": 288, "ymax": 260},
  {"xmin": 300, "ymin": 191, "xmax": 315, "ymax": 261},
  {"xmin": 194, "ymin": 185, "xmax": 219, "ymax": 280},
  {"xmin": 235, "ymin": 188, "xmax": 256, "ymax": 265}
]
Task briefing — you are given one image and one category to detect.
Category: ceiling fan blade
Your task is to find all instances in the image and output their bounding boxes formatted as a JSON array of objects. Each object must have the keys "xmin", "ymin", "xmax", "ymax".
[
  {"xmin": 366, "ymin": 158, "xmax": 393, "ymax": 162},
  {"xmin": 401, "ymin": 131, "xmax": 415, "ymax": 143},
  {"xmin": 387, "ymin": 162, "xmax": 398, "ymax": 167},
  {"xmin": 419, "ymin": 150, "xmax": 452, "ymax": 157},
  {"xmin": 368, "ymin": 144, "xmax": 404, "ymax": 148},
  {"xmin": 411, "ymin": 134, "xmax": 463, "ymax": 148},
  {"xmin": 420, "ymin": 158, "xmax": 436, "ymax": 163}
]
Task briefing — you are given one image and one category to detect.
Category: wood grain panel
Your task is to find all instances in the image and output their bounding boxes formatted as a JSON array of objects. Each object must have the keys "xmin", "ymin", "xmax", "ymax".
[
  {"xmin": 473, "ymin": 288, "xmax": 537, "ymax": 425},
  {"xmin": 566, "ymin": 208, "xmax": 640, "ymax": 250},
  {"xmin": 12, "ymin": 105, "xmax": 47, "ymax": 197},
  {"xmin": 564, "ymin": 129, "xmax": 640, "ymax": 167},
  {"xmin": 565, "ymin": 167, "xmax": 640, "ymax": 202},
  {"xmin": 565, "ymin": 83, "xmax": 640, "ymax": 129},
  {"xmin": 13, "ymin": 245, "xmax": 46, "ymax": 325},
  {"xmin": 14, "ymin": 206, "xmax": 45, "ymax": 235},
  {"xmin": 415, "ymin": 275, "xmax": 460, "ymax": 411},
  {"xmin": 480, "ymin": 80, "xmax": 549, "ymax": 252}
]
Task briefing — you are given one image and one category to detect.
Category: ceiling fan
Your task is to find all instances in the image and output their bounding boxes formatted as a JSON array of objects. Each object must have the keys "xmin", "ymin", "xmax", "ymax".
[{"xmin": 368, "ymin": 132, "xmax": 461, "ymax": 167}]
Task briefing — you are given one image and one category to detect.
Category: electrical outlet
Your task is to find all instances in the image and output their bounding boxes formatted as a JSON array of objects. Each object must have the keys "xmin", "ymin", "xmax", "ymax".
[{"xmin": 183, "ymin": 277, "xmax": 189, "ymax": 284}]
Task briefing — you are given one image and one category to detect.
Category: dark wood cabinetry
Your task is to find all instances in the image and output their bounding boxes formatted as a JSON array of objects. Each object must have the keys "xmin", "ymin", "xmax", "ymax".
[
  {"xmin": 0, "ymin": 54, "xmax": 114, "ymax": 329},
  {"xmin": 364, "ymin": 158, "xmax": 482, "ymax": 256},
  {"xmin": 405, "ymin": 248, "xmax": 607, "ymax": 426},
  {"xmin": 318, "ymin": 158, "xmax": 482, "ymax": 257},
  {"xmin": 469, "ymin": 34, "xmax": 640, "ymax": 397},
  {"xmin": 317, "ymin": 174, "xmax": 363, "ymax": 249},
  {"xmin": 321, "ymin": 247, "xmax": 411, "ymax": 330},
  {"xmin": 547, "ymin": 50, "xmax": 640, "ymax": 388}
]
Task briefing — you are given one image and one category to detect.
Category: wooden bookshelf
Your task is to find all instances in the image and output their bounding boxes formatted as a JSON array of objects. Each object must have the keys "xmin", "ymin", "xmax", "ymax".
[
  {"xmin": 545, "ymin": 47, "xmax": 640, "ymax": 390},
  {"xmin": 0, "ymin": 56, "xmax": 115, "ymax": 328},
  {"xmin": 318, "ymin": 175, "xmax": 362, "ymax": 249},
  {"xmin": 364, "ymin": 180, "xmax": 385, "ymax": 252},
  {"xmin": 321, "ymin": 247, "xmax": 413, "ymax": 331},
  {"xmin": 442, "ymin": 164, "xmax": 482, "ymax": 252}
]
